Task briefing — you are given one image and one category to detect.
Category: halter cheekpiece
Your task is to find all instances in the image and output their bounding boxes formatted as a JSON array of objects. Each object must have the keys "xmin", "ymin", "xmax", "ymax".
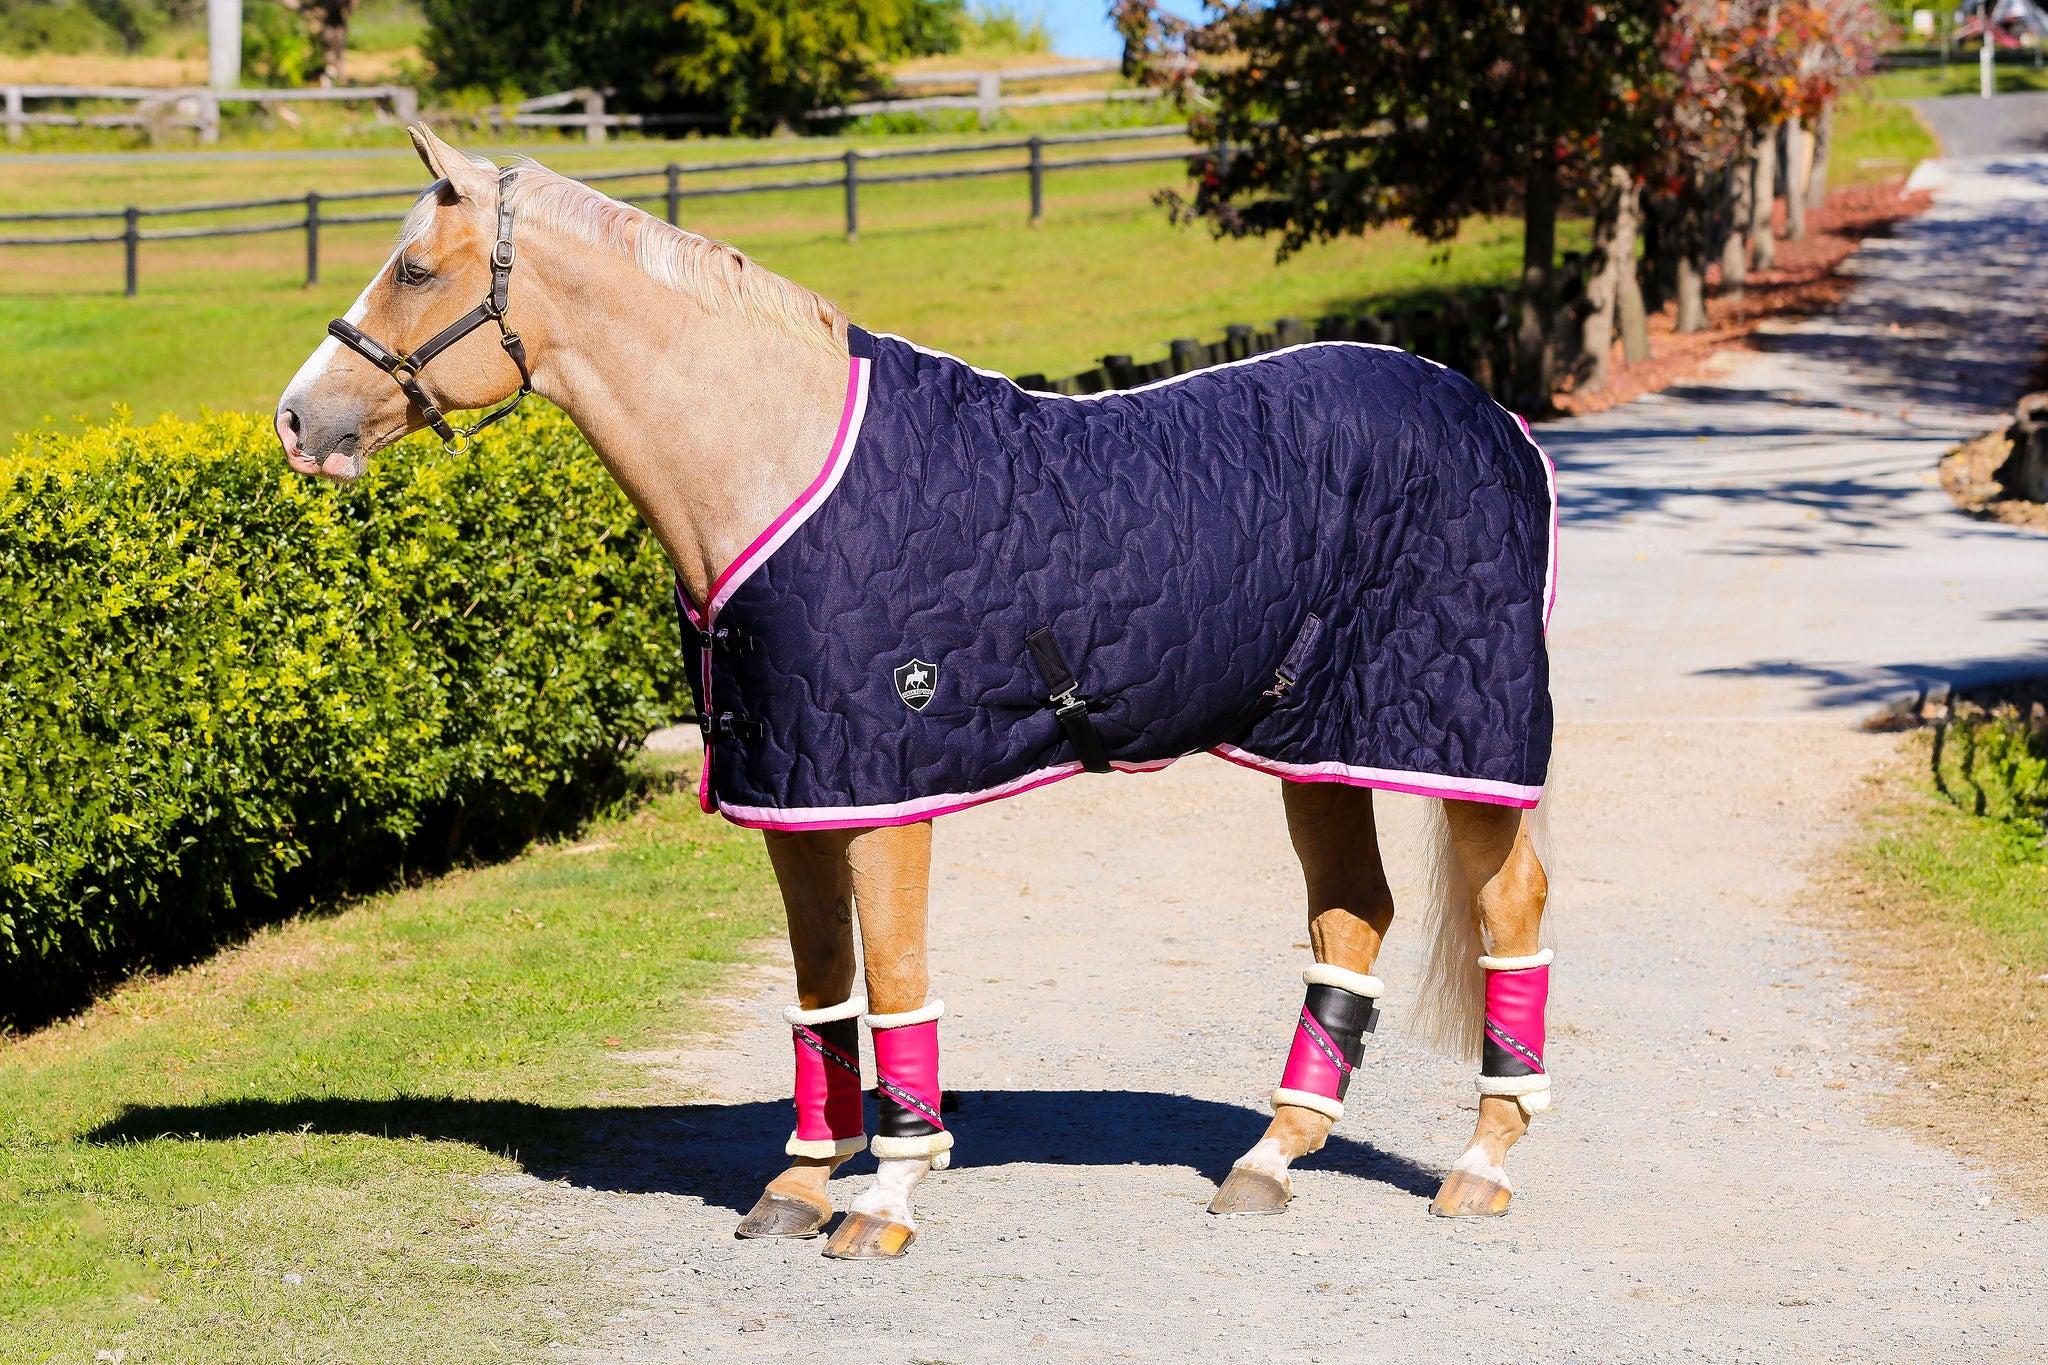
[{"xmin": 326, "ymin": 166, "xmax": 533, "ymax": 454}]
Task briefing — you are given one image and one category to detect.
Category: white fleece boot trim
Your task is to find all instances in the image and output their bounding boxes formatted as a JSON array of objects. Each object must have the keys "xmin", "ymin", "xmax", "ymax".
[
  {"xmin": 862, "ymin": 999, "xmax": 945, "ymax": 1030},
  {"xmin": 1476, "ymin": 1073, "xmax": 1552, "ymax": 1116},
  {"xmin": 1269, "ymin": 1087, "xmax": 1344, "ymax": 1122},
  {"xmin": 783, "ymin": 995, "xmax": 868, "ymax": 1027},
  {"xmin": 869, "ymin": 1129, "xmax": 955, "ymax": 1161},
  {"xmin": 785, "ymin": 1132, "xmax": 867, "ymax": 1160},
  {"xmin": 1477, "ymin": 948, "xmax": 1554, "ymax": 972},
  {"xmin": 1301, "ymin": 964, "xmax": 1386, "ymax": 998}
]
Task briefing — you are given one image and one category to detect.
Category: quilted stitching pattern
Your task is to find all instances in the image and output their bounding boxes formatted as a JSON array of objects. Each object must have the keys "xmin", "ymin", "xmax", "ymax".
[{"xmin": 689, "ymin": 331, "xmax": 1554, "ymax": 823}]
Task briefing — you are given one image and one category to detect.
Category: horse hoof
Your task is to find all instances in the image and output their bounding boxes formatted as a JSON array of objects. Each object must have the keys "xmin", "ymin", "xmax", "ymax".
[
  {"xmin": 821, "ymin": 1211, "xmax": 917, "ymax": 1260},
  {"xmin": 1429, "ymin": 1169, "xmax": 1513, "ymax": 1218},
  {"xmin": 736, "ymin": 1191, "xmax": 830, "ymax": 1239},
  {"xmin": 1208, "ymin": 1167, "xmax": 1292, "ymax": 1215}
]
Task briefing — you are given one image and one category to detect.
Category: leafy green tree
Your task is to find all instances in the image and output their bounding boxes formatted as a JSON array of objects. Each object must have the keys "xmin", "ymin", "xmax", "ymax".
[
  {"xmin": 1129, "ymin": 0, "xmax": 1669, "ymax": 410},
  {"xmin": 421, "ymin": 0, "xmax": 962, "ymax": 132}
]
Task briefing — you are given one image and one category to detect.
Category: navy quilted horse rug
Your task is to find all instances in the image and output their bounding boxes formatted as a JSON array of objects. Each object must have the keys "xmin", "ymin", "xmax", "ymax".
[{"xmin": 676, "ymin": 326, "xmax": 1557, "ymax": 831}]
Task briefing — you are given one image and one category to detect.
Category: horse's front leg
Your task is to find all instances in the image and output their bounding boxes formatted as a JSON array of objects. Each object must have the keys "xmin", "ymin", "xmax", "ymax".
[
  {"xmin": 820, "ymin": 820, "xmax": 943, "ymax": 1260},
  {"xmin": 736, "ymin": 827, "xmax": 865, "ymax": 1239},
  {"xmin": 1212, "ymin": 783, "xmax": 1393, "ymax": 1214}
]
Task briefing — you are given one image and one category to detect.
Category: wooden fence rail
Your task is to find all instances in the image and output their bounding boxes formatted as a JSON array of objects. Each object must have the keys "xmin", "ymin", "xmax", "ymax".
[
  {"xmin": 0, "ymin": 126, "xmax": 1191, "ymax": 295},
  {"xmin": 2, "ymin": 84, "xmax": 418, "ymax": 145}
]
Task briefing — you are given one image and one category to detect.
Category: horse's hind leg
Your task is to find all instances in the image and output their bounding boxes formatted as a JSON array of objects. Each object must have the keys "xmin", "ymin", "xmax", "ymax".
[
  {"xmin": 1212, "ymin": 782, "xmax": 1394, "ymax": 1215},
  {"xmin": 821, "ymin": 821, "xmax": 945, "ymax": 1261},
  {"xmin": 737, "ymin": 827, "xmax": 864, "ymax": 1239},
  {"xmin": 1431, "ymin": 800, "xmax": 1550, "ymax": 1218}
]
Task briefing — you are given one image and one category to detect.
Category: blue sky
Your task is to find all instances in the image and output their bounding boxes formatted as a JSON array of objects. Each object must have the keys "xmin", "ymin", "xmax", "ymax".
[{"xmin": 1034, "ymin": 1, "xmax": 1208, "ymax": 58}]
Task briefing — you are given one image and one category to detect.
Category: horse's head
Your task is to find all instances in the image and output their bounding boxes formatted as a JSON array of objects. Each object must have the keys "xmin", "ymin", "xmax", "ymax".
[{"xmin": 276, "ymin": 125, "xmax": 533, "ymax": 480}]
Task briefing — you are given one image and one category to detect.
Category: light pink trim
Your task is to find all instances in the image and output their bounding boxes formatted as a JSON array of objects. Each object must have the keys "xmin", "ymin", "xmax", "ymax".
[
  {"xmin": 718, "ymin": 761, "xmax": 1086, "ymax": 831},
  {"xmin": 1209, "ymin": 743, "xmax": 1542, "ymax": 809}
]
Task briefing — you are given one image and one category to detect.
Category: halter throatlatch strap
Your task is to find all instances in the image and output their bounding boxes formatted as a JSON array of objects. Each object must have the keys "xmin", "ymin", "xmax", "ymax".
[
  {"xmin": 1271, "ymin": 963, "xmax": 1383, "ymax": 1122},
  {"xmin": 864, "ymin": 1000, "xmax": 954, "ymax": 1164},
  {"xmin": 326, "ymin": 165, "xmax": 533, "ymax": 454},
  {"xmin": 784, "ymin": 997, "xmax": 867, "ymax": 1159},
  {"xmin": 1476, "ymin": 948, "xmax": 1553, "ymax": 1116}
]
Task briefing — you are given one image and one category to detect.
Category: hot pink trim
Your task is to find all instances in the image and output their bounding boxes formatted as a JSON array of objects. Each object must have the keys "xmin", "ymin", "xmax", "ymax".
[
  {"xmin": 707, "ymin": 356, "xmax": 870, "ymax": 622},
  {"xmin": 687, "ymin": 356, "xmax": 870, "ymax": 817},
  {"xmin": 1208, "ymin": 743, "xmax": 1542, "ymax": 809}
]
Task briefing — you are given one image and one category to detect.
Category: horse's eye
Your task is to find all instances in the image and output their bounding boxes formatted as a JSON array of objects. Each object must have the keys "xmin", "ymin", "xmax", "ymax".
[{"xmin": 396, "ymin": 259, "xmax": 433, "ymax": 287}]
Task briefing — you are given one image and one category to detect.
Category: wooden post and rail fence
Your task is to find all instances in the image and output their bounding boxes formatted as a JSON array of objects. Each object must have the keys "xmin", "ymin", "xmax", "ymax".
[{"xmin": 0, "ymin": 126, "xmax": 1189, "ymax": 295}]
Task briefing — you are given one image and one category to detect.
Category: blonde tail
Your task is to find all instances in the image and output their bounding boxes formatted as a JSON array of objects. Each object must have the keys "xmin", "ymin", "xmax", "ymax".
[
  {"xmin": 1411, "ymin": 800, "xmax": 1485, "ymax": 1061},
  {"xmin": 1411, "ymin": 794, "xmax": 1555, "ymax": 1063}
]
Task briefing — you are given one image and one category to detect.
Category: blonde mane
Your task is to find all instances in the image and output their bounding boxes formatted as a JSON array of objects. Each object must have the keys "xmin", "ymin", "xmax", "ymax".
[{"xmin": 399, "ymin": 153, "xmax": 849, "ymax": 353}]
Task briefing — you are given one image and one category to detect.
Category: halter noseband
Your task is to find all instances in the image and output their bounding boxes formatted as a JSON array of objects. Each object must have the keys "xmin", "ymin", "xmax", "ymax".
[{"xmin": 327, "ymin": 166, "xmax": 533, "ymax": 454}]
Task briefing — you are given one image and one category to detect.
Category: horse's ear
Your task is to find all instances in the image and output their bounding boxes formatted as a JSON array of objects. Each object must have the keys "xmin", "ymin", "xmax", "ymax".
[{"xmin": 408, "ymin": 123, "xmax": 491, "ymax": 203}]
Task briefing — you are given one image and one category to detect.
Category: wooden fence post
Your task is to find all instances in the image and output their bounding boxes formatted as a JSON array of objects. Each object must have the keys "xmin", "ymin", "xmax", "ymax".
[
  {"xmin": 3, "ymin": 86, "xmax": 21, "ymax": 143},
  {"xmin": 1028, "ymin": 135, "xmax": 1044, "ymax": 225},
  {"xmin": 843, "ymin": 149, "xmax": 860, "ymax": 242},
  {"xmin": 123, "ymin": 207, "xmax": 139, "ymax": 297},
  {"xmin": 583, "ymin": 88, "xmax": 606, "ymax": 144},
  {"xmin": 391, "ymin": 86, "xmax": 419, "ymax": 125},
  {"xmin": 1168, "ymin": 338, "xmax": 1202, "ymax": 373},
  {"xmin": 665, "ymin": 163, "xmax": 680, "ymax": 226},
  {"xmin": 1224, "ymin": 323, "xmax": 1254, "ymax": 361},
  {"xmin": 304, "ymin": 191, "xmax": 320, "ymax": 287},
  {"xmin": 977, "ymin": 71, "xmax": 1001, "ymax": 129}
]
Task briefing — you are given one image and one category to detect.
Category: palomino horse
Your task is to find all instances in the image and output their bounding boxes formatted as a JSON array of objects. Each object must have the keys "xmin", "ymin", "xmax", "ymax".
[{"xmin": 277, "ymin": 127, "xmax": 1557, "ymax": 1261}]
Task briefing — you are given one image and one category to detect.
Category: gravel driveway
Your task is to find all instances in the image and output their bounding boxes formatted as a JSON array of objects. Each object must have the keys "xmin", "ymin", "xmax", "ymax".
[{"xmin": 508, "ymin": 153, "xmax": 2048, "ymax": 1363}]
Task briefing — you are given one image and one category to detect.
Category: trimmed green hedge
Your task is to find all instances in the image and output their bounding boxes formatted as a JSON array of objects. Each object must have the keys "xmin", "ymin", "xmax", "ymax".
[{"xmin": 0, "ymin": 407, "xmax": 686, "ymax": 1023}]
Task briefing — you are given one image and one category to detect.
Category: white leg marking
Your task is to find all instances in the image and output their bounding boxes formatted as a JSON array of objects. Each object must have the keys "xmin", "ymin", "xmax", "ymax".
[
  {"xmin": 849, "ymin": 1157, "xmax": 929, "ymax": 1228},
  {"xmin": 1451, "ymin": 1142, "xmax": 1513, "ymax": 1194},
  {"xmin": 1232, "ymin": 1136, "xmax": 1295, "ymax": 1189}
]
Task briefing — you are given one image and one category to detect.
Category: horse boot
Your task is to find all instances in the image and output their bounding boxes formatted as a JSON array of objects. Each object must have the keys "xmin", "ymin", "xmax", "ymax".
[
  {"xmin": 1434, "ymin": 948, "xmax": 1552, "ymax": 1217},
  {"xmin": 737, "ymin": 995, "xmax": 867, "ymax": 1239},
  {"xmin": 1212, "ymin": 965, "xmax": 1382, "ymax": 1214},
  {"xmin": 823, "ymin": 999, "xmax": 951, "ymax": 1260}
]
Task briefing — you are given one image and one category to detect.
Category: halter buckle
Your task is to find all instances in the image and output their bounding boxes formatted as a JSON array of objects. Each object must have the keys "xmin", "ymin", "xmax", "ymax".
[{"xmin": 492, "ymin": 240, "xmax": 516, "ymax": 269}]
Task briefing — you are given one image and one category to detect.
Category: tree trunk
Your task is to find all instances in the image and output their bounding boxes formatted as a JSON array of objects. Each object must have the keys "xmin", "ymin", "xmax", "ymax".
[
  {"xmin": 1618, "ymin": 206, "xmax": 1651, "ymax": 366},
  {"xmin": 1674, "ymin": 185, "xmax": 1710, "ymax": 333},
  {"xmin": 1514, "ymin": 154, "xmax": 1560, "ymax": 412},
  {"xmin": 1749, "ymin": 123, "xmax": 1778, "ymax": 271},
  {"xmin": 1783, "ymin": 116, "xmax": 1808, "ymax": 241},
  {"xmin": 1805, "ymin": 99, "xmax": 1834, "ymax": 210},
  {"xmin": 1719, "ymin": 147, "xmax": 1752, "ymax": 299},
  {"xmin": 1576, "ymin": 165, "xmax": 1639, "ymax": 394}
]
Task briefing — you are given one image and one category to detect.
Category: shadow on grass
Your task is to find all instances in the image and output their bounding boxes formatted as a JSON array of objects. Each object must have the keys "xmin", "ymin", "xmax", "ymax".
[{"xmin": 84, "ymin": 1089, "xmax": 1442, "ymax": 1212}]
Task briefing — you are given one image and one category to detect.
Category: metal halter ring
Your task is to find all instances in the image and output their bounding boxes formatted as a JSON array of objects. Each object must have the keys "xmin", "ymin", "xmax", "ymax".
[{"xmin": 323, "ymin": 165, "xmax": 534, "ymax": 454}]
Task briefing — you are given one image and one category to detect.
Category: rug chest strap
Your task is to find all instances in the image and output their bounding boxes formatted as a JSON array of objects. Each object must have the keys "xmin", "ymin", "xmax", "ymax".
[{"xmin": 1025, "ymin": 628, "xmax": 1112, "ymax": 774}]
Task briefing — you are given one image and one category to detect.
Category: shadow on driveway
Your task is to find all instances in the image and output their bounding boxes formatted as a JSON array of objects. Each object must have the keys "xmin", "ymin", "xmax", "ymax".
[{"xmin": 85, "ymin": 1088, "xmax": 1444, "ymax": 1214}]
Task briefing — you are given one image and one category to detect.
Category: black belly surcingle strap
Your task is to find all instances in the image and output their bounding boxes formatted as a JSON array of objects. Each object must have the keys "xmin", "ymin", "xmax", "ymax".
[{"xmin": 1024, "ymin": 627, "xmax": 1112, "ymax": 774}]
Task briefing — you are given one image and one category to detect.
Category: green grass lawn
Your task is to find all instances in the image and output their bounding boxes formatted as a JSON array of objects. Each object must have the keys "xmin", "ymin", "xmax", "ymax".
[
  {"xmin": 1865, "ymin": 63, "xmax": 2048, "ymax": 101},
  {"xmin": 0, "ymin": 765, "xmax": 782, "ymax": 1363}
]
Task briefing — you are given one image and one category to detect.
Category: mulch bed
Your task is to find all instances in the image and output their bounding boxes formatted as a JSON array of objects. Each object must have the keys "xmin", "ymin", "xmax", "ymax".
[
  {"xmin": 1551, "ymin": 181, "xmax": 1935, "ymax": 418},
  {"xmin": 1939, "ymin": 428, "xmax": 2048, "ymax": 533}
]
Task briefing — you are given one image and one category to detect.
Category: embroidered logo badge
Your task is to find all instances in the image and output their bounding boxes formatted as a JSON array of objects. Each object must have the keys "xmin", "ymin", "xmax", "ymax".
[{"xmin": 893, "ymin": 658, "xmax": 937, "ymax": 712}]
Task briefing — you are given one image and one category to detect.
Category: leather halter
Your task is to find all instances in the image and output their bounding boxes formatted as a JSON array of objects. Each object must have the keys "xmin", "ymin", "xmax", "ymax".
[{"xmin": 326, "ymin": 166, "xmax": 533, "ymax": 454}]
